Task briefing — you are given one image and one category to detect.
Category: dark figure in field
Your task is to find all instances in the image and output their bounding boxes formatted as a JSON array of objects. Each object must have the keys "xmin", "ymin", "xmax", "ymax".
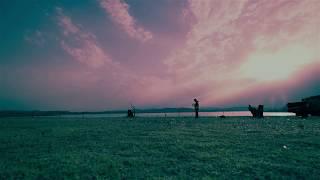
[
  {"xmin": 127, "ymin": 110, "xmax": 134, "ymax": 118},
  {"xmin": 248, "ymin": 105, "xmax": 257, "ymax": 117},
  {"xmin": 257, "ymin": 105, "xmax": 264, "ymax": 118},
  {"xmin": 127, "ymin": 104, "xmax": 136, "ymax": 118},
  {"xmin": 248, "ymin": 104, "xmax": 264, "ymax": 118},
  {"xmin": 193, "ymin": 98, "xmax": 199, "ymax": 118}
]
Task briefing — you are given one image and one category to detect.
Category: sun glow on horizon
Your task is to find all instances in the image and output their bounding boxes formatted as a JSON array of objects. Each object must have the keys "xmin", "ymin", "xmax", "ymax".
[{"xmin": 239, "ymin": 44, "xmax": 317, "ymax": 82}]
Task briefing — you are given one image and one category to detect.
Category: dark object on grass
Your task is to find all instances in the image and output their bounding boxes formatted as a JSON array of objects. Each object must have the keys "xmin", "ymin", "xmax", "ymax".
[
  {"xmin": 127, "ymin": 104, "xmax": 136, "ymax": 118},
  {"xmin": 219, "ymin": 115, "xmax": 226, "ymax": 118},
  {"xmin": 127, "ymin": 110, "xmax": 134, "ymax": 118},
  {"xmin": 248, "ymin": 104, "xmax": 264, "ymax": 118},
  {"xmin": 288, "ymin": 95, "xmax": 320, "ymax": 117},
  {"xmin": 192, "ymin": 98, "xmax": 199, "ymax": 118}
]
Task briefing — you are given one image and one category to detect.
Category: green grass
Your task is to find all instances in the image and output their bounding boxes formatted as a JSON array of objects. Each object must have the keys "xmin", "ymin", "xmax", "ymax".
[{"xmin": 0, "ymin": 116, "xmax": 320, "ymax": 179}]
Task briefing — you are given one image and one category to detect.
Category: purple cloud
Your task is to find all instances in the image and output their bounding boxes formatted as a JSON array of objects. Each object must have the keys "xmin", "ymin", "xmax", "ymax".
[
  {"xmin": 99, "ymin": 0, "xmax": 153, "ymax": 42},
  {"xmin": 57, "ymin": 8, "xmax": 113, "ymax": 68}
]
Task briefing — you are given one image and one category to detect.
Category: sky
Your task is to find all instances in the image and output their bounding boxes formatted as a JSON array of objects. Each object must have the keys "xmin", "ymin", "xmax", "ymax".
[{"xmin": 0, "ymin": 0, "xmax": 320, "ymax": 111}]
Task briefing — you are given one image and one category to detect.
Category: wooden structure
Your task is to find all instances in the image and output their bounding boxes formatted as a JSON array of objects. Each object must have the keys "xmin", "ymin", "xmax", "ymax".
[{"xmin": 287, "ymin": 95, "xmax": 320, "ymax": 117}]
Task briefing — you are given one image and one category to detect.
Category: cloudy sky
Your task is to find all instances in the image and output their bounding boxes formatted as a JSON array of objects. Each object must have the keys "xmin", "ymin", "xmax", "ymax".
[{"xmin": 1, "ymin": 0, "xmax": 320, "ymax": 111}]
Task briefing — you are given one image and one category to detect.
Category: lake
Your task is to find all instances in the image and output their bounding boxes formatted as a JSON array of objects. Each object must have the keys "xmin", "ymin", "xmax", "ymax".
[{"xmin": 60, "ymin": 111, "xmax": 295, "ymax": 118}]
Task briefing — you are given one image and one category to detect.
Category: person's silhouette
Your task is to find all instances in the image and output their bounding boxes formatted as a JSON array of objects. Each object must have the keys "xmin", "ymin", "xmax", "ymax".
[{"xmin": 193, "ymin": 98, "xmax": 199, "ymax": 118}]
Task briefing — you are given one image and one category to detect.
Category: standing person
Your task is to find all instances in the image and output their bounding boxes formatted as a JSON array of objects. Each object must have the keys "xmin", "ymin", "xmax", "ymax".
[{"xmin": 193, "ymin": 98, "xmax": 199, "ymax": 118}]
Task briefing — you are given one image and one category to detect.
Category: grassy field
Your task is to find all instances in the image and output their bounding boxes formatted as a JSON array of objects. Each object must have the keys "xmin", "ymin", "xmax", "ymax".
[{"xmin": 0, "ymin": 116, "xmax": 320, "ymax": 179}]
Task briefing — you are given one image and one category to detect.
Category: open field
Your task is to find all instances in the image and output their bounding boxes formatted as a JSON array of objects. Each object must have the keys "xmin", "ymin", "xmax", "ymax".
[{"xmin": 0, "ymin": 116, "xmax": 320, "ymax": 179}]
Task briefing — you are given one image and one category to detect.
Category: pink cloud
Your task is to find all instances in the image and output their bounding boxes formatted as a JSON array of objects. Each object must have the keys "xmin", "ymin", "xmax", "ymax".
[
  {"xmin": 52, "ymin": 8, "xmax": 167, "ymax": 109},
  {"xmin": 98, "ymin": 0, "xmax": 152, "ymax": 42},
  {"xmin": 12, "ymin": 1, "xmax": 320, "ymax": 110},
  {"xmin": 57, "ymin": 8, "xmax": 113, "ymax": 68},
  {"xmin": 57, "ymin": 8, "xmax": 80, "ymax": 36},
  {"xmin": 161, "ymin": 0, "xmax": 320, "ymax": 106}
]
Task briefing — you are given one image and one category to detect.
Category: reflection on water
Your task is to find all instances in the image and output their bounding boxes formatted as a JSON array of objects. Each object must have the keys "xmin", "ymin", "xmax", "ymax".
[{"xmin": 61, "ymin": 111, "xmax": 295, "ymax": 118}]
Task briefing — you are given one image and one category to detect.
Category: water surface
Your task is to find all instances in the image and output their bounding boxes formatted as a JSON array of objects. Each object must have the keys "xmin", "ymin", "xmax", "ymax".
[{"xmin": 60, "ymin": 111, "xmax": 295, "ymax": 118}]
